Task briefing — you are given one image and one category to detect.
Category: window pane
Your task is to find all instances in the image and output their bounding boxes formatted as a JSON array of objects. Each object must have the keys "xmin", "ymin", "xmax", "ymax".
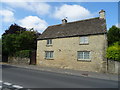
[
  {"xmin": 48, "ymin": 52, "xmax": 50, "ymax": 58},
  {"xmin": 47, "ymin": 40, "xmax": 49, "ymax": 44},
  {"xmin": 50, "ymin": 39, "xmax": 52, "ymax": 44},
  {"xmin": 78, "ymin": 52, "xmax": 83, "ymax": 59},
  {"xmin": 45, "ymin": 52, "xmax": 49, "ymax": 58},
  {"xmin": 80, "ymin": 37, "xmax": 84, "ymax": 43},
  {"xmin": 84, "ymin": 37, "xmax": 88, "ymax": 43},
  {"xmin": 45, "ymin": 52, "xmax": 47, "ymax": 58},
  {"xmin": 50, "ymin": 52, "xmax": 53, "ymax": 58},
  {"xmin": 84, "ymin": 52, "xmax": 90, "ymax": 59}
]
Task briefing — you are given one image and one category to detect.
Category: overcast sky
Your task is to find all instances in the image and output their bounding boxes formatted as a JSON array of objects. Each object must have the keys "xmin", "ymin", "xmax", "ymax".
[{"xmin": 0, "ymin": 1, "xmax": 119, "ymax": 36}]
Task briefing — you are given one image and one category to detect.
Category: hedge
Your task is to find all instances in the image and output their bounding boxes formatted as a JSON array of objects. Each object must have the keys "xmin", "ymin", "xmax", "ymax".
[
  {"xmin": 14, "ymin": 50, "xmax": 31, "ymax": 58},
  {"xmin": 106, "ymin": 42, "xmax": 120, "ymax": 61}
]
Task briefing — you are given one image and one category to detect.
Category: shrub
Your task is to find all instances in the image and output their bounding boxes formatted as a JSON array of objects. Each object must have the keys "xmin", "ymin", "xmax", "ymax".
[
  {"xmin": 14, "ymin": 50, "xmax": 31, "ymax": 58},
  {"xmin": 106, "ymin": 42, "xmax": 120, "ymax": 61}
]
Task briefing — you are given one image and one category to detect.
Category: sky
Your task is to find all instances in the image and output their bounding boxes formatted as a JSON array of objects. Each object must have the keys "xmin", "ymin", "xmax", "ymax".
[{"xmin": 0, "ymin": 1, "xmax": 119, "ymax": 37}]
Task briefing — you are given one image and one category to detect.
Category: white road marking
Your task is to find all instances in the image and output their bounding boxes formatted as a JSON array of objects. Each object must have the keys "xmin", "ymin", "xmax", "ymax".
[
  {"xmin": 2, "ymin": 81, "xmax": 23, "ymax": 89},
  {"xmin": 12, "ymin": 85, "xmax": 23, "ymax": 88},
  {"xmin": 3, "ymin": 82, "xmax": 12, "ymax": 86}
]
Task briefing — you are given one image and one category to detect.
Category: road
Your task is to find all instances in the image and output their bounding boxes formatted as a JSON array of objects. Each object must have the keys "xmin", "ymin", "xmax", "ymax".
[{"xmin": 2, "ymin": 64, "xmax": 118, "ymax": 88}]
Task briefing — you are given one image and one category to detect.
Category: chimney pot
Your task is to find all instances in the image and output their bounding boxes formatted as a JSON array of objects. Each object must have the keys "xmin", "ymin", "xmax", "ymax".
[{"xmin": 62, "ymin": 18, "xmax": 67, "ymax": 24}]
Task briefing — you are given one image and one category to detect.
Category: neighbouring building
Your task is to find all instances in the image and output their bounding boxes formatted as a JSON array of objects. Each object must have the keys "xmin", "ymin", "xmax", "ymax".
[{"xmin": 37, "ymin": 10, "xmax": 107, "ymax": 72}]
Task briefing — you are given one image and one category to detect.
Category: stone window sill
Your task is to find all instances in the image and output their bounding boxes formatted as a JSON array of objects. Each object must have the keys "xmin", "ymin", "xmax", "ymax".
[
  {"xmin": 79, "ymin": 43, "xmax": 89, "ymax": 45},
  {"xmin": 46, "ymin": 44, "xmax": 53, "ymax": 47},
  {"xmin": 45, "ymin": 58, "xmax": 54, "ymax": 60},
  {"xmin": 77, "ymin": 59, "xmax": 91, "ymax": 62}
]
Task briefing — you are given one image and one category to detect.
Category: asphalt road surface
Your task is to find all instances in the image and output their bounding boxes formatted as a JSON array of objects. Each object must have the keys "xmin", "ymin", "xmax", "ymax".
[{"xmin": 2, "ymin": 64, "xmax": 118, "ymax": 88}]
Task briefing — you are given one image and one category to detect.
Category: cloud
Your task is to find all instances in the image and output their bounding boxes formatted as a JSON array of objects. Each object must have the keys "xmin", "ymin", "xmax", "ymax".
[
  {"xmin": 29, "ymin": 3, "xmax": 51, "ymax": 15},
  {"xmin": 2, "ymin": 1, "xmax": 51, "ymax": 15},
  {"xmin": 116, "ymin": 23, "xmax": 120, "ymax": 28},
  {"xmin": 18, "ymin": 16, "xmax": 48, "ymax": 32},
  {"xmin": 0, "ymin": 9, "xmax": 15, "ymax": 23},
  {"xmin": 53, "ymin": 4, "xmax": 93, "ymax": 21}
]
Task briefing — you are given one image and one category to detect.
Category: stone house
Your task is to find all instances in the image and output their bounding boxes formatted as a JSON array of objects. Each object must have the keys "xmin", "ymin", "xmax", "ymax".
[{"xmin": 37, "ymin": 10, "xmax": 107, "ymax": 72}]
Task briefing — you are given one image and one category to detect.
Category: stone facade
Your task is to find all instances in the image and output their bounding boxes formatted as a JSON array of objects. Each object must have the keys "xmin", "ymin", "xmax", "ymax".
[{"xmin": 37, "ymin": 34, "xmax": 107, "ymax": 72}]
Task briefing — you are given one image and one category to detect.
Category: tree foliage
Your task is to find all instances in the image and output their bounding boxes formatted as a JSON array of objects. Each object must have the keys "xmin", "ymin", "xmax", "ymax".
[
  {"xmin": 2, "ymin": 24, "xmax": 41, "ymax": 57},
  {"xmin": 2, "ymin": 34, "xmax": 18, "ymax": 56},
  {"xmin": 2, "ymin": 23, "xmax": 26, "ymax": 35},
  {"xmin": 14, "ymin": 50, "xmax": 30, "ymax": 58},
  {"xmin": 107, "ymin": 25, "xmax": 120, "ymax": 46},
  {"xmin": 106, "ymin": 42, "xmax": 120, "ymax": 61}
]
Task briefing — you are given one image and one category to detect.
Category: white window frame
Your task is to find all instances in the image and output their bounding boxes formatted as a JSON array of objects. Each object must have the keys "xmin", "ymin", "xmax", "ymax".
[
  {"xmin": 47, "ymin": 39, "xmax": 52, "ymax": 45},
  {"xmin": 80, "ymin": 36, "xmax": 88, "ymax": 44},
  {"xmin": 77, "ymin": 51, "xmax": 91, "ymax": 61},
  {"xmin": 45, "ymin": 51, "xmax": 54, "ymax": 59}
]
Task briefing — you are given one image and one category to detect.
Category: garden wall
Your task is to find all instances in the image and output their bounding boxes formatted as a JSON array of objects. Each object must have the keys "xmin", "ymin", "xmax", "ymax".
[
  {"xmin": 8, "ymin": 57, "xmax": 30, "ymax": 65},
  {"xmin": 107, "ymin": 60, "xmax": 120, "ymax": 74}
]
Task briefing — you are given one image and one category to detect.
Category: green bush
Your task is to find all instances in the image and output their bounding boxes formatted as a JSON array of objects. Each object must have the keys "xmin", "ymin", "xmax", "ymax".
[
  {"xmin": 106, "ymin": 42, "xmax": 120, "ymax": 61},
  {"xmin": 14, "ymin": 50, "xmax": 31, "ymax": 58}
]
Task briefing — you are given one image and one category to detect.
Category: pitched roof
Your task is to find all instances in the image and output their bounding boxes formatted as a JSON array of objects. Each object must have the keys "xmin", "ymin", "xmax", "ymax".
[{"xmin": 38, "ymin": 17, "xmax": 107, "ymax": 40}]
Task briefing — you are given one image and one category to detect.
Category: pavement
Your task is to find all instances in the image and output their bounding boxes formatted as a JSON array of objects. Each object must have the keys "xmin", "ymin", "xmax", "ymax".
[{"xmin": 1, "ymin": 62, "xmax": 118, "ymax": 81}]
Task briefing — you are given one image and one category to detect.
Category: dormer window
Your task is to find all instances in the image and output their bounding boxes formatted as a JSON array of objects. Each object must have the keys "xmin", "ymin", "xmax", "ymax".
[
  {"xmin": 80, "ymin": 36, "xmax": 88, "ymax": 44},
  {"xmin": 47, "ymin": 39, "xmax": 52, "ymax": 45}
]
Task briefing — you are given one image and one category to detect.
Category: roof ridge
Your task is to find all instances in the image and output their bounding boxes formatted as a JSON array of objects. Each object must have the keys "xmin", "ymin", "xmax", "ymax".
[{"xmin": 49, "ymin": 17, "xmax": 100, "ymax": 27}]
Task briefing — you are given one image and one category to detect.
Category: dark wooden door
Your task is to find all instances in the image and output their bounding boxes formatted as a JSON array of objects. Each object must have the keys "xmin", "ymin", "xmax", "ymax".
[{"xmin": 30, "ymin": 50, "xmax": 36, "ymax": 65}]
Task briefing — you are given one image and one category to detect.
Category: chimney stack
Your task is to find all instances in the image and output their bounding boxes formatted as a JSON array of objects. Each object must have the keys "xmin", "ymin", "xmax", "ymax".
[
  {"xmin": 62, "ymin": 18, "xmax": 67, "ymax": 25},
  {"xmin": 99, "ymin": 9, "xmax": 105, "ymax": 19}
]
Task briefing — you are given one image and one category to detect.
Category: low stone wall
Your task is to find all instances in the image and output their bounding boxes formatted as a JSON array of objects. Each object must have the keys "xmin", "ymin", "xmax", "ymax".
[
  {"xmin": 107, "ymin": 60, "xmax": 120, "ymax": 74},
  {"xmin": 8, "ymin": 57, "xmax": 30, "ymax": 65}
]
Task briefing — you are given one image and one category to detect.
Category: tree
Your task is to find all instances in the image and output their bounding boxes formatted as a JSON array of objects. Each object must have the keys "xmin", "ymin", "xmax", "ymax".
[
  {"xmin": 16, "ymin": 31, "xmax": 38, "ymax": 50},
  {"xmin": 107, "ymin": 25, "xmax": 120, "ymax": 46},
  {"xmin": 2, "ymin": 34, "xmax": 18, "ymax": 56},
  {"xmin": 2, "ymin": 24, "xmax": 41, "ymax": 58},
  {"xmin": 2, "ymin": 23, "xmax": 26, "ymax": 35}
]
